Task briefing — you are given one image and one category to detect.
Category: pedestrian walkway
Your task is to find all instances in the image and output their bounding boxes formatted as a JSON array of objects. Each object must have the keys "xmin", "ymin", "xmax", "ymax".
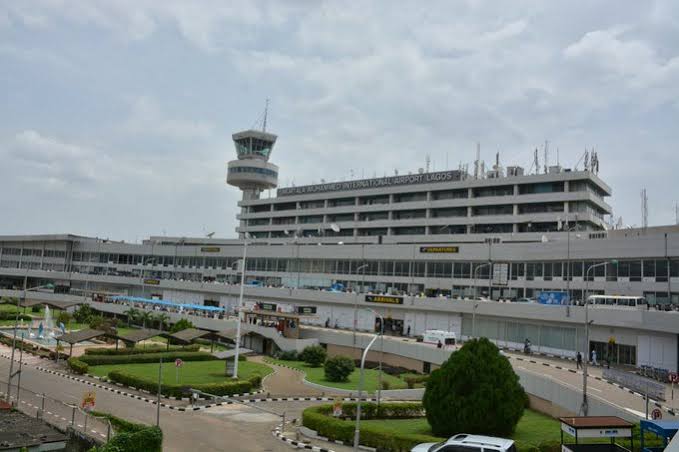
[{"xmin": 250, "ymin": 355, "xmax": 324, "ymax": 397}]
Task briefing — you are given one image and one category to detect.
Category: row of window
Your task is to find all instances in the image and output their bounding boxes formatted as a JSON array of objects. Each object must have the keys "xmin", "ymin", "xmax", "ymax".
[
  {"xmin": 0, "ymin": 248, "xmax": 67, "ymax": 258},
  {"xmin": 228, "ymin": 166, "xmax": 278, "ymax": 178},
  {"xmin": 250, "ymin": 180, "xmax": 605, "ymax": 212}
]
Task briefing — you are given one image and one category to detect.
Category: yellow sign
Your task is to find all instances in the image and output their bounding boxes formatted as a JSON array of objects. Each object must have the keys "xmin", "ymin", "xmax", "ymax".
[
  {"xmin": 143, "ymin": 278, "xmax": 160, "ymax": 285},
  {"xmin": 81, "ymin": 391, "xmax": 96, "ymax": 412},
  {"xmin": 365, "ymin": 295, "xmax": 403, "ymax": 305},
  {"xmin": 419, "ymin": 246, "xmax": 459, "ymax": 253},
  {"xmin": 200, "ymin": 246, "xmax": 221, "ymax": 253}
]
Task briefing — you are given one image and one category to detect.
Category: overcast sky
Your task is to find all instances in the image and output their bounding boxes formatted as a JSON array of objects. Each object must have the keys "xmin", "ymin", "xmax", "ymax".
[{"xmin": 1, "ymin": 1, "xmax": 678, "ymax": 242}]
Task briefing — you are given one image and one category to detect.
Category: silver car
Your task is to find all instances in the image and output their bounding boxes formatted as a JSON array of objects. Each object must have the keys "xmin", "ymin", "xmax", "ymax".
[{"xmin": 411, "ymin": 434, "xmax": 516, "ymax": 452}]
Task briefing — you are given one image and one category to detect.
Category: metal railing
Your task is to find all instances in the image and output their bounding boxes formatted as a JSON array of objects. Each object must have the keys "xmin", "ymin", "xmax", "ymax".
[{"xmin": 0, "ymin": 377, "xmax": 112, "ymax": 444}]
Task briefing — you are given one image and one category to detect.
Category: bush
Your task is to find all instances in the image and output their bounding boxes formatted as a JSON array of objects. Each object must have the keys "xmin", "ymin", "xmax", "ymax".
[
  {"xmin": 68, "ymin": 357, "xmax": 89, "ymax": 374},
  {"xmin": 299, "ymin": 345, "xmax": 326, "ymax": 367},
  {"xmin": 302, "ymin": 403, "xmax": 436, "ymax": 451},
  {"xmin": 403, "ymin": 374, "xmax": 429, "ymax": 389},
  {"xmin": 381, "ymin": 380, "xmax": 391, "ymax": 390},
  {"xmin": 169, "ymin": 319, "xmax": 194, "ymax": 334},
  {"xmin": 84, "ymin": 344, "xmax": 201, "ymax": 355},
  {"xmin": 0, "ymin": 297, "xmax": 19, "ymax": 306},
  {"xmin": 31, "ymin": 305, "xmax": 41, "ymax": 313},
  {"xmin": 276, "ymin": 350, "xmax": 298, "ymax": 361},
  {"xmin": 0, "ymin": 312, "xmax": 32, "ymax": 321},
  {"xmin": 79, "ymin": 351, "xmax": 218, "ymax": 366},
  {"xmin": 423, "ymin": 337, "xmax": 527, "ymax": 438},
  {"xmin": 89, "ymin": 412, "xmax": 162, "ymax": 452},
  {"xmin": 73, "ymin": 305, "xmax": 96, "ymax": 323},
  {"xmin": 107, "ymin": 370, "xmax": 260, "ymax": 398},
  {"xmin": 57, "ymin": 311, "xmax": 71, "ymax": 325},
  {"xmin": 324, "ymin": 355, "xmax": 355, "ymax": 382}
]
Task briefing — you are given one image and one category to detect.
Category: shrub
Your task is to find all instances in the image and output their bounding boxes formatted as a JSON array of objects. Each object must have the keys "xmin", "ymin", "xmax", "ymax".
[
  {"xmin": 31, "ymin": 306, "xmax": 41, "ymax": 313},
  {"xmin": 57, "ymin": 311, "xmax": 71, "ymax": 325},
  {"xmin": 324, "ymin": 355, "xmax": 355, "ymax": 382},
  {"xmin": 89, "ymin": 412, "xmax": 162, "ymax": 452},
  {"xmin": 68, "ymin": 357, "xmax": 89, "ymax": 374},
  {"xmin": 300, "ymin": 345, "xmax": 326, "ymax": 367},
  {"xmin": 169, "ymin": 319, "xmax": 194, "ymax": 334},
  {"xmin": 79, "ymin": 351, "xmax": 218, "ymax": 366},
  {"xmin": 0, "ymin": 297, "xmax": 19, "ymax": 306},
  {"xmin": 84, "ymin": 344, "xmax": 201, "ymax": 355},
  {"xmin": 381, "ymin": 380, "xmax": 391, "ymax": 390},
  {"xmin": 73, "ymin": 305, "xmax": 96, "ymax": 323},
  {"xmin": 0, "ymin": 312, "xmax": 32, "ymax": 321},
  {"xmin": 423, "ymin": 337, "xmax": 527, "ymax": 438},
  {"xmin": 302, "ymin": 403, "xmax": 436, "ymax": 451},
  {"xmin": 107, "ymin": 370, "xmax": 260, "ymax": 398},
  {"xmin": 276, "ymin": 350, "xmax": 298, "ymax": 361},
  {"xmin": 403, "ymin": 374, "xmax": 429, "ymax": 389}
]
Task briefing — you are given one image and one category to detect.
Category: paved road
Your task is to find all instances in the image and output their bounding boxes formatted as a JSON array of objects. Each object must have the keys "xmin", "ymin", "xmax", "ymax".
[{"xmin": 0, "ymin": 346, "xmax": 292, "ymax": 452}]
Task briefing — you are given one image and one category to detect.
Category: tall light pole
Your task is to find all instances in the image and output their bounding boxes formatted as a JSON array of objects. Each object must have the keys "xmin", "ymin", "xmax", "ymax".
[
  {"xmin": 353, "ymin": 333, "xmax": 379, "ymax": 452},
  {"xmin": 564, "ymin": 215, "xmax": 579, "ymax": 316},
  {"xmin": 471, "ymin": 302, "xmax": 479, "ymax": 339},
  {"xmin": 360, "ymin": 307, "xmax": 384, "ymax": 407},
  {"xmin": 473, "ymin": 263, "xmax": 490, "ymax": 299},
  {"xmin": 580, "ymin": 260, "xmax": 616, "ymax": 416},
  {"xmin": 232, "ymin": 233, "xmax": 251, "ymax": 379},
  {"xmin": 6, "ymin": 274, "xmax": 26, "ymax": 403},
  {"xmin": 353, "ymin": 264, "xmax": 369, "ymax": 346}
]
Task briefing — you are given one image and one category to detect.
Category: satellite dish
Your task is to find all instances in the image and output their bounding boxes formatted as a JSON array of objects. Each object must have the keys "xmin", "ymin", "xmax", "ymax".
[
  {"xmin": 206, "ymin": 232, "xmax": 215, "ymax": 238},
  {"xmin": 330, "ymin": 223, "xmax": 340, "ymax": 233}
]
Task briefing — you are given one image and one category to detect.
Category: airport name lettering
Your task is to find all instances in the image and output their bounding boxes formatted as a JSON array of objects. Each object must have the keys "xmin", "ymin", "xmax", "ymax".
[
  {"xmin": 278, "ymin": 171, "xmax": 460, "ymax": 196},
  {"xmin": 420, "ymin": 246, "xmax": 459, "ymax": 253},
  {"xmin": 365, "ymin": 295, "xmax": 404, "ymax": 304}
]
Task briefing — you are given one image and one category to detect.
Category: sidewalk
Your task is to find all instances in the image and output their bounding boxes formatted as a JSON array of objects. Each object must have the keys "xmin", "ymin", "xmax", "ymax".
[{"xmin": 250, "ymin": 355, "xmax": 324, "ymax": 397}]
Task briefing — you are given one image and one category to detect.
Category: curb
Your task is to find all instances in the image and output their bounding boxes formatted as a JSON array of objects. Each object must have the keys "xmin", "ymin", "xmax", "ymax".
[{"xmin": 272, "ymin": 423, "xmax": 335, "ymax": 452}]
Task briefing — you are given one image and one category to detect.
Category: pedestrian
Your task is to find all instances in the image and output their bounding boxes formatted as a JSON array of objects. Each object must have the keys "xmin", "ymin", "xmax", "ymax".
[
  {"xmin": 437, "ymin": 340, "xmax": 443, "ymax": 349},
  {"xmin": 591, "ymin": 349, "xmax": 598, "ymax": 366},
  {"xmin": 325, "ymin": 318, "xmax": 330, "ymax": 328},
  {"xmin": 406, "ymin": 325, "xmax": 411, "ymax": 337},
  {"xmin": 576, "ymin": 351, "xmax": 582, "ymax": 370}
]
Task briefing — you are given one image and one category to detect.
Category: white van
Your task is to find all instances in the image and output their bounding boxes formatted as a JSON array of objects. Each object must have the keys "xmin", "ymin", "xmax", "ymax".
[
  {"xmin": 423, "ymin": 330, "xmax": 456, "ymax": 347},
  {"xmin": 411, "ymin": 434, "xmax": 516, "ymax": 452}
]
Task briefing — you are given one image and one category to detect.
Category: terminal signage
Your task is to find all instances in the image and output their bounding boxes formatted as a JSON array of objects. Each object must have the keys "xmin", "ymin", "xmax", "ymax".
[
  {"xmin": 260, "ymin": 302, "xmax": 277, "ymax": 312},
  {"xmin": 536, "ymin": 291, "xmax": 569, "ymax": 305},
  {"xmin": 419, "ymin": 246, "xmax": 459, "ymax": 254},
  {"xmin": 200, "ymin": 246, "xmax": 221, "ymax": 253},
  {"xmin": 143, "ymin": 278, "xmax": 160, "ymax": 285},
  {"xmin": 365, "ymin": 295, "xmax": 404, "ymax": 305},
  {"xmin": 277, "ymin": 170, "xmax": 462, "ymax": 196},
  {"xmin": 297, "ymin": 306, "xmax": 317, "ymax": 315}
]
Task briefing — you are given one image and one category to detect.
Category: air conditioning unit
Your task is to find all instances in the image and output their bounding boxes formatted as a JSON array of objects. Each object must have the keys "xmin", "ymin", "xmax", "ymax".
[{"xmin": 507, "ymin": 166, "xmax": 524, "ymax": 177}]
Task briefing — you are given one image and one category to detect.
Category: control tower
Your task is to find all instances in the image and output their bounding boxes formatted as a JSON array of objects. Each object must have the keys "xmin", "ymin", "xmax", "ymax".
[{"xmin": 226, "ymin": 128, "xmax": 279, "ymax": 201}]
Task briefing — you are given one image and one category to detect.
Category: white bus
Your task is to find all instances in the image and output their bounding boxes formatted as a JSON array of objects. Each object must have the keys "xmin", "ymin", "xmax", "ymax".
[
  {"xmin": 587, "ymin": 295, "xmax": 648, "ymax": 310},
  {"xmin": 423, "ymin": 330, "xmax": 456, "ymax": 346}
]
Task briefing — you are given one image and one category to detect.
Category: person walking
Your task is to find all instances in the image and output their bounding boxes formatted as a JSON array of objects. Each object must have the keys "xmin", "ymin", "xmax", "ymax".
[
  {"xmin": 576, "ymin": 351, "xmax": 582, "ymax": 370},
  {"xmin": 437, "ymin": 340, "xmax": 443, "ymax": 349},
  {"xmin": 591, "ymin": 349, "xmax": 598, "ymax": 366}
]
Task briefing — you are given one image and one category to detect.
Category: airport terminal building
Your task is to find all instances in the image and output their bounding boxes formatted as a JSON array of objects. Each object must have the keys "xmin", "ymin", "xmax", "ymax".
[{"xmin": 0, "ymin": 129, "xmax": 677, "ymax": 372}]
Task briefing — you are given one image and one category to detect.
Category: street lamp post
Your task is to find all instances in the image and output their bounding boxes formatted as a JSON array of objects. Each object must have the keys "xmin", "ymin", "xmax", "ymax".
[
  {"xmin": 580, "ymin": 260, "xmax": 616, "ymax": 416},
  {"xmin": 6, "ymin": 275, "xmax": 26, "ymax": 403},
  {"xmin": 360, "ymin": 307, "xmax": 384, "ymax": 407},
  {"xmin": 353, "ymin": 333, "xmax": 379, "ymax": 451},
  {"xmin": 564, "ymin": 215, "xmax": 579, "ymax": 316},
  {"xmin": 232, "ymin": 233, "xmax": 251, "ymax": 380},
  {"xmin": 471, "ymin": 303, "xmax": 479, "ymax": 339},
  {"xmin": 353, "ymin": 264, "xmax": 369, "ymax": 346},
  {"xmin": 473, "ymin": 263, "xmax": 490, "ymax": 300}
]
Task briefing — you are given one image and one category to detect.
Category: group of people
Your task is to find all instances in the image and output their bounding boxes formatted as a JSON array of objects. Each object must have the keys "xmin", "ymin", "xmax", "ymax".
[{"xmin": 575, "ymin": 349, "xmax": 610, "ymax": 369}]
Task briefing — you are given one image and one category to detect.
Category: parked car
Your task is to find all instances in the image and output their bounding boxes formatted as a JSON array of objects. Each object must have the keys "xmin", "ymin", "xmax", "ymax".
[
  {"xmin": 411, "ymin": 434, "xmax": 516, "ymax": 452},
  {"xmin": 513, "ymin": 298, "xmax": 534, "ymax": 303}
]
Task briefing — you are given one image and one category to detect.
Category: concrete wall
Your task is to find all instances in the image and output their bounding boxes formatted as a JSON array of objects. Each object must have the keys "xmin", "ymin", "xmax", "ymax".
[{"xmin": 326, "ymin": 343, "xmax": 428, "ymax": 373}]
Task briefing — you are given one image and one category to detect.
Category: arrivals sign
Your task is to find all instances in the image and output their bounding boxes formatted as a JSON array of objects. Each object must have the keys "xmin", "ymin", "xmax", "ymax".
[
  {"xmin": 143, "ymin": 278, "xmax": 160, "ymax": 285},
  {"xmin": 365, "ymin": 295, "xmax": 404, "ymax": 305},
  {"xmin": 260, "ymin": 302, "xmax": 277, "ymax": 312},
  {"xmin": 200, "ymin": 246, "xmax": 221, "ymax": 253},
  {"xmin": 420, "ymin": 246, "xmax": 459, "ymax": 254},
  {"xmin": 277, "ymin": 170, "xmax": 462, "ymax": 196}
]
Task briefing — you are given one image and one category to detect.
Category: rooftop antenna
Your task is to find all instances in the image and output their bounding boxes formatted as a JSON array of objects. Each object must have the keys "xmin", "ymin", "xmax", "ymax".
[
  {"xmin": 474, "ymin": 142, "xmax": 481, "ymax": 179},
  {"xmin": 556, "ymin": 148, "xmax": 560, "ymax": 167},
  {"xmin": 445, "ymin": 152, "xmax": 449, "ymax": 170},
  {"xmin": 262, "ymin": 98, "xmax": 269, "ymax": 132},
  {"xmin": 425, "ymin": 154, "xmax": 431, "ymax": 173},
  {"xmin": 641, "ymin": 188, "xmax": 648, "ymax": 230},
  {"xmin": 533, "ymin": 148, "xmax": 539, "ymax": 175}
]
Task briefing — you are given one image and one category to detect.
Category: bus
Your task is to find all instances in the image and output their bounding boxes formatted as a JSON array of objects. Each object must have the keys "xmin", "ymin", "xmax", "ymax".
[{"xmin": 587, "ymin": 295, "xmax": 648, "ymax": 310}]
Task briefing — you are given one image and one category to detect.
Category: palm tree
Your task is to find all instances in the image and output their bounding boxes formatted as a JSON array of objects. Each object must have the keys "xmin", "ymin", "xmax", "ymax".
[
  {"xmin": 139, "ymin": 311, "xmax": 153, "ymax": 329},
  {"xmin": 154, "ymin": 313, "xmax": 170, "ymax": 331},
  {"xmin": 123, "ymin": 308, "xmax": 140, "ymax": 327}
]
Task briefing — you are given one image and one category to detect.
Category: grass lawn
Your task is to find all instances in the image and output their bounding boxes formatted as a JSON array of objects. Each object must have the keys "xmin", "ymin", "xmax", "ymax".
[
  {"xmin": 88, "ymin": 360, "xmax": 273, "ymax": 385},
  {"xmin": 268, "ymin": 359, "xmax": 407, "ymax": 392}
]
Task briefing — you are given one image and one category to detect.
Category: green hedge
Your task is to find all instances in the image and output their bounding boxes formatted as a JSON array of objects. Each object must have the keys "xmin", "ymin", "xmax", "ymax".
[
  {"xmin": 107, "ymin": 370, "xmax": 259, "ymax": 398},
  {"xmin": 403, "ymin": 374, "xmax": 429, "ymax": 389},
  {"xmin": 84, "ymin": 344, "xmax": 201, "ymax": 355},
  {"xmin": 67, "ymin": 357, "xmax": 89, "ymax": 374},
  {"xmin": 302, "ymin": 404, "xmax": 438, "ymax": 452},
  {"xmin": 89, "ymin": 411, "xmax": 162, "ymax": 452},
  {"xmin": 79, "ymin": 351, "xmax": 217, "ymax": 366},
  {"xmin": 0, "ymin": 312, "xmax": 32, "ymax": 321}
]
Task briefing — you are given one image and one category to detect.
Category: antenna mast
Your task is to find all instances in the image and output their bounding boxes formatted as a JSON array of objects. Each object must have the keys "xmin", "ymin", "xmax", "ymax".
[
  {"xmin": 262, "ymin": 98, "xmax": 270, "ymax": 132},
  {"xmin": 641, "ymin": 188, "xmax": 648, "ymax": 230},
  {"xmin": 474, "ymin": 142, "xmax": 480, "ymax": 179},
  {"xmin": 543, "ymin": 140, "xmax": 549, "ymax": 174}
]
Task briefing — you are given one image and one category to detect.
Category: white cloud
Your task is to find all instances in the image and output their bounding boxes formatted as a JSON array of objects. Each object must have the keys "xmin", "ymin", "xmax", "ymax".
[{"xmin": 120, "ymin": 96, "xmax": 214, "ymax": 141}]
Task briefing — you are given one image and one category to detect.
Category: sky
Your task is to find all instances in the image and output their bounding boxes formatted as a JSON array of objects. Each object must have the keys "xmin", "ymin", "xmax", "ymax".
[{"xmin": 1, "ymin": 1, "xmax": 678, "ymax": 242}]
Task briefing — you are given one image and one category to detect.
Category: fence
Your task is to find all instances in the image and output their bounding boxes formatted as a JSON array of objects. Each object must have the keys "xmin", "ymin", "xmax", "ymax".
[
  {"xmin": 0, "ymin": 377, "xmax": 112, "ymax": 444},
  {"xmin": 603, "ymin": 367, "xmax": 666, "ymax": 401}
]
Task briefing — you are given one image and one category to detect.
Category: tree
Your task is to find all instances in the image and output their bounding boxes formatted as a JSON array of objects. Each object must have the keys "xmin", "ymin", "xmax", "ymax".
[
  {"xmin": 422, "ymin": 337, "xmax": 527, "ymax": 438},
  {"xmin": 123, "ymin": 308, "xmax": 140, "ymax": 327},
  {"xmin": 73, "ymin": 305, "xmax": 95, "ymax": 323},
  {"xmin": 324, "ymin": 355, "xmax": 355, "ymax": 382},
  {"xmin": 154, "ymin": 313, "xmax": 170, "ymax": 331},
  {"xmin": 169, "ymin": 319, "xmax": 193, "ymax": 334},
  {"xmin": 139, "ymin": 311, "xmax": 153, "ymax": 329},
  {"xmin": 299, "ymin": 345, "xmax": 327, "ymax": 367}
]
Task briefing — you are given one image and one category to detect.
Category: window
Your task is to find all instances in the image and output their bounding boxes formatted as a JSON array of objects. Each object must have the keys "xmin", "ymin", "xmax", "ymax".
[
  {"xmin": 472, "ymin": 205, "xmax": 513, "ymax": 216},
  {"xmin": 473, "ymin": 185, "xmax": 514, "ymax": 197},
  {"xmin": 519, "ymin": 182, "xmax": 564, "ymax": 194},
  {"xmin": 393, "ymin": 192, "xmax": 427, "ymax": 203},
  {"xmin": 431, "ymin": 189, "xmax": 467, "ymax": 200},
  {"xmin": 328, "ymin": 197, "xmax": 356, "ymax": 207},
  {"xmin": 228, "ymin": 166, "xmax": 278, "ymax": 177},
  {"xmin": 453, "ymin": 262, "xmax": 471, "ymax": 279},
  {"xmin": 299, "ymin": 200, "xmax": 325, "ymax": 209},
  {"xmin": 393, "ymin": 210, "xmax": 426, "ymax": 220},
  {"xmin": 359, "ymin": 211, "xmax": 389, "ymax": 221}
]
